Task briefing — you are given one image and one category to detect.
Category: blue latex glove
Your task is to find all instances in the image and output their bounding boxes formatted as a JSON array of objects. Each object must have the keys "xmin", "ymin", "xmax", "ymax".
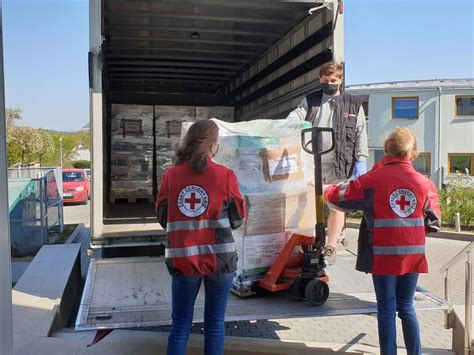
[{"xmin": 352, "ymin": 161, "xmax": 367, "ymax": 178}]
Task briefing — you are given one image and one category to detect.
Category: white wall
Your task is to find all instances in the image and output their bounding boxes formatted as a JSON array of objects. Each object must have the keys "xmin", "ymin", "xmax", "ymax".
[
  {"xmin": 349, "ymin": 86, "xmax": 474, "ymax": 186},
  {"xmin": 439, "ymin": 89, "xmax": 474, "ymax": 176}
]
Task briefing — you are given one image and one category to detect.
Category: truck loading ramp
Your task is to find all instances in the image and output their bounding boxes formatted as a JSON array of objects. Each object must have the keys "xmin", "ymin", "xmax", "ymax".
[{"xmin": 76, "ymin": 249, "xmax": 446, "ymax": 331}]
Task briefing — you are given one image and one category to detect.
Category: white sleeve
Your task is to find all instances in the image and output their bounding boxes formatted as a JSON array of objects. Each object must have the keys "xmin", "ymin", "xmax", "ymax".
[
  {"xmin": 355, "ymin": 106, "xmax": 368, "ymax": 162},
  {"xmin": 286, "ymin": 97, "xmax": 308, "ymax": 121}
]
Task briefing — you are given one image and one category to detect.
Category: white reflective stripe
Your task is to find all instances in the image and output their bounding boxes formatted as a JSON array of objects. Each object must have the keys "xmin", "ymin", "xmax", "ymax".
[
  {"xmin": 165, "ymin": 242, "xmax": 236, "ymax": 258},
  {"xmin": 167, "ymin": 218, "xmax": 231, "ymax": 232},
  {"xmin": 373, "ymin": 245, "xmax": 425, "ymax": 255},
  {"xmin": 338, "ymin": 183, "xmax": 349, "ymax": 202},
  {"xmin": 374, "ymin": 218, "xmax": 424, "ymax": 228}
]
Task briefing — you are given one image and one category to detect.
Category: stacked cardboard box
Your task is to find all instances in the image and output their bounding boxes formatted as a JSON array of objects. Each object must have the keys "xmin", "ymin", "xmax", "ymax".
[
  {"xmin": 155, "ymin": 106, "xmax": 235, "ymax": 189},
  {"xmin": 109, "ymin": 106, "xmax": 235, "ymax": 202},
  {"xmin": 110, "ymin": 104, "xmax": 154, "ymax": 201},
  {"xmin": 201, "ymin": 119, "xmax": 316, "ymax": 295},
  {"xmin": 233, "ymin": 185, "xmax": 316, "ymax": 293},
  {"xmin": 155, "ymin": 106, "xmax": 196, "ymax": 190}
]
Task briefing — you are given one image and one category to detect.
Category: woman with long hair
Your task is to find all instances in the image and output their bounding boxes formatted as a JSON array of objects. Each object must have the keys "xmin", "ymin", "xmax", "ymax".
[{"xmin": 156, "ymin": 120, "xmax": 246, "ymax": 355}]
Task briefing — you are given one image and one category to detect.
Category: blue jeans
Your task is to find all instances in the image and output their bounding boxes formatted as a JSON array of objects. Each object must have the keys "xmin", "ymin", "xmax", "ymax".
[
  {"xmin": 372, "ymin": 273, "xmax": 421, "ymax": 355},
  {"xmin": 167, "ymin": 272, "xmax": 234, "ymax": 355}
]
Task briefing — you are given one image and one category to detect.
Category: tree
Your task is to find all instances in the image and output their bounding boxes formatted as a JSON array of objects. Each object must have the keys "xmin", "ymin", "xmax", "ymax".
[
  {"xmin": 6, "ymin": 107, "xmax": 23, "ymax": 166},
  {"xmin": 36, "ymin": 129, "xmax": 55, "ymax": 166},
  {"xmin": 11, "ymin": 126, "xmax": 42, "ymax": 164},
  {"xmin": 6, "ymin": 107, "xmax": 22, "ymax": 137}
]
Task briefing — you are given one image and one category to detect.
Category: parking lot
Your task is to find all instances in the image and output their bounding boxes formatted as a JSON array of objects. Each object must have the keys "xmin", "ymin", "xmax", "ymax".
[{"xmin": 63, "ymin": 200, "xmax": 90, "ymax": 227}]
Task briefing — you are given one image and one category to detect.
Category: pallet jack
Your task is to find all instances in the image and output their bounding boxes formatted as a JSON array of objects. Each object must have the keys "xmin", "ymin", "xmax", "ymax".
[{"xmin": 256, "ymin": 127, "xmax": 335, "ymax": 306}]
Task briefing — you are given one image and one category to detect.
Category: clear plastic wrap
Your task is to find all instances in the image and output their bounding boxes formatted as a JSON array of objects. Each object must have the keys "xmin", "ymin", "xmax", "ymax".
[
  {"xmin": 182, "ymin": 118, "xmax": 318, "ymax": 293},
  {"xmin": 154, "ymin": 106, "xmax": 209, "ymax": 189},
  {"xmin": 110, "ymin": 104, "xmax": 154, "ymax": 199},
  {"xmin": 182, "ymin": 118, "xmax": 315, "ymax": 194}
]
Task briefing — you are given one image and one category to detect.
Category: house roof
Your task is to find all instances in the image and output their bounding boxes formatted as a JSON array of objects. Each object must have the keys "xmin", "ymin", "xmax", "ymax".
[{"xmin": 346, "ymin": 78, "xmax": 474, "ymax": 93}]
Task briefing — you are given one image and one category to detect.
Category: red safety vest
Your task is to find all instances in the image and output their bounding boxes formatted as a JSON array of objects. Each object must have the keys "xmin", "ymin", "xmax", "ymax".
[
  {"xmin": 156, "ymin": 158, "xmax": 246, "ymax": 277},
  {"xmin": 325, "ymin": 156, "xmax": 441, "ymax": 275}
]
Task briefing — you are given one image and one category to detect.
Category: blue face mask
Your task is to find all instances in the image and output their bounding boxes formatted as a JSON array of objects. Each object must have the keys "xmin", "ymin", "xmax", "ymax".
[{"xmin": 321, "ymin": 82, "xmax": 339, "ymax": 96}]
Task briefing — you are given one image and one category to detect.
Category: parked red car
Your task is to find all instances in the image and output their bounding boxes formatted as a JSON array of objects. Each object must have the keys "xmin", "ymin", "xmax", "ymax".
[{"xmin": 62, "ymin": 169, "xmax": 90, "ymax": 204}]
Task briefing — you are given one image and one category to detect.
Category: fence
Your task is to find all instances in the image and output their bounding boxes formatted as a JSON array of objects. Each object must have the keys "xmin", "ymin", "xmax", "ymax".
[{"xmin": 8, "ymin": 167, "xmax": 64, "ymax": 256}]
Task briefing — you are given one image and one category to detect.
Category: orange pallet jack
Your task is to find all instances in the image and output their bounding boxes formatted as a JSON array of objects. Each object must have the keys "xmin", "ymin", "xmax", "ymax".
[{"xmin": 256, "ymin": 127, "xmax": 335, "ymax": 306}]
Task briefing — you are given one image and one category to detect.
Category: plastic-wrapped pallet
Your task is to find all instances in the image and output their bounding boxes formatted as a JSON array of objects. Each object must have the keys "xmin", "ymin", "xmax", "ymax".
[
  {"xmin": 110, "ymin": 104, "xmax": 154, "ymax": 201},
  {"xmin": 181, "ymin": 118, "xmax": 317, "ymax": 295},
  {"xmin": 182, "ymin": 118, "xmax": 314, "ymax": 194},
  {"xmin": 155, "ymin": 106, "xmax": 202, "ymax": 189},
  {"xmin": 155, "ymin": 106, "xmax": 235, "ymax": 188},
  {"xmin": 233, "ymin": 230, "xmax": 291, "ymax": 293}
]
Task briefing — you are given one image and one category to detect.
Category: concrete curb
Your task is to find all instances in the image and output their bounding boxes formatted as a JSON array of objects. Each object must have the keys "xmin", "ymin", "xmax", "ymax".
[
  {"xmin": 47, "ymin": 330, "xmax": 380, "ymax": 354},
  {"xmin": 13, "ymin": 244, "xmax": 82, "ymax": 352},
  {"xmin": 65, "ymin": 223, "xmax": 85, "ymax": 244},
  {"xmin": 347, "ymin": 221, "xmax": 473, "ymax": 241}
]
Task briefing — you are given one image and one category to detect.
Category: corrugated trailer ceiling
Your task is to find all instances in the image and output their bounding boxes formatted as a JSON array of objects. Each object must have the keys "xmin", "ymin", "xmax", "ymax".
[{"xmin": 103, "ymin": 0, "xmax": 317, "ymax": 95}]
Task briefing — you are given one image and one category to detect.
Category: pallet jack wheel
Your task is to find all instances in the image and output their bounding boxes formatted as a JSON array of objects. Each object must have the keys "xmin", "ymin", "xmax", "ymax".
[
  {"xmin": 304, "ymin": 279, "xmax": 329, "ymax": 306},
  {"xmin": 290, "ymin": 277, "xmax": 306, "ymax": 301}
]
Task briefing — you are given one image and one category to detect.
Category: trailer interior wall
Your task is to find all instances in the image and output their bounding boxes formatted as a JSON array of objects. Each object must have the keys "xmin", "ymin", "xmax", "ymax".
[
  {"xmin": 92, "ymin": 1, "xmax": 342, "ymax": 243},
  {"xmin": 102, "ymin": 1, "xmax": 334, "ymax": 108},
  {"xmin": 223, "ymin": 11, "xmax": 333, "ymax": 121}
]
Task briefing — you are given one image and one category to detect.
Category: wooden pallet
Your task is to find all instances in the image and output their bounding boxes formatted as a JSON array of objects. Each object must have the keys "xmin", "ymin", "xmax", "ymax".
[{"xmin": 109, "ymin": 196, "xmax": 154, "ymax": 204}]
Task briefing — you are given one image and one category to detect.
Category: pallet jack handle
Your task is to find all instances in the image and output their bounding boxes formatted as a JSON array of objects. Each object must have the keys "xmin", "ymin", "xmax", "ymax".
[{"xmin": 301, "ymin": 127, "xmax": 335, "ymax": 250}]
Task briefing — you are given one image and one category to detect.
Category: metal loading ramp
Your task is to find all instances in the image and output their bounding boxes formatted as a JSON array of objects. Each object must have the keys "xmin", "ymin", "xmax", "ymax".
[{"xmin": 76, "ymin": 249, "xmax": 446, "ymax": 332}]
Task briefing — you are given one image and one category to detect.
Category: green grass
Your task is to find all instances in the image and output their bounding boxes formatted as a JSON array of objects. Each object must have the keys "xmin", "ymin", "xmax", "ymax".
[{"xmin": 48, "ymin": 224, "xmax": 78, "ymax": 244}]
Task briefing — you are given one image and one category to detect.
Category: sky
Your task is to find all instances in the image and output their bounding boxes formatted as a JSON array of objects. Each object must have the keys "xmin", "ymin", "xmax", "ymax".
[
  {"xmin": 2, "ymin": 0, "xmax": 473, "ymax": 131},
  {"xmin": 3, "ymin": 0, "xmax": 89, "ymax": 132},
  {"xmin": 345, "ymin": 0, "xmax": 474, "ymax": 85}
]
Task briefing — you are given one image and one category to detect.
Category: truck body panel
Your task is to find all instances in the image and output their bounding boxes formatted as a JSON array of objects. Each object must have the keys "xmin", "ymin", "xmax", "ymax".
[{"xmin": 90, "ymin": 1, "xmax": 343, "ymax": 247}]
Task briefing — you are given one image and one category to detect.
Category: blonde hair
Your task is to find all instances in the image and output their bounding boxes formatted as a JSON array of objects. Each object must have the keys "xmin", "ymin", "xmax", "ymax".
[
  {"xmin": 384, "ymin": 127, "xmax": 419, "ymax": 160},
  {"xmin": 319, "ymin": 62, "xmax": 343, "ymax": 79}
]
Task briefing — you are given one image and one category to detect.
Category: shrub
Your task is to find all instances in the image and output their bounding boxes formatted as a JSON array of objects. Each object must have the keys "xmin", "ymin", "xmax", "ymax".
[
  {"xmin": 438, "ymin": 187, "xmax": 474, "ymax": 228},
  {"xmin": 347, "ymin": 210, "xmax": 364, "ymax": 219},
  {"xmin": 72, "ymin": 160, "xmax": 90, "ymax": 169}
]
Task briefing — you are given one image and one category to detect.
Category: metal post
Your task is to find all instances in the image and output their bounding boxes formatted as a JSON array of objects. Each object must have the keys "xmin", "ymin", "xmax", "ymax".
[
  {"xmin": 465, "ymin": 252, "xmax": 472, "ymax": 355},
  {"xmin": 0, "ymin": 1, "xmax": 14, "ymax": 353},
  {"xmin": 59, "ymin": 136, "xmax": 63, "ymax": 168},
  {"xmin": 445, "ymin": 269, "xmax": 450, "ymax": 304},
  {"xmin": 41, "ymin": 178, "xmax": 48, "ymax": 245},
  {"xmin": 331, "ymin": 0, "xmax": 344, "ymax": 64},
  {"xmin": 455, "ymin": 212, "xmax": 462, "ymax": 232},
  {"xmin": 90, "ymin": 0, "xmax": 104, "ymax": 241}
]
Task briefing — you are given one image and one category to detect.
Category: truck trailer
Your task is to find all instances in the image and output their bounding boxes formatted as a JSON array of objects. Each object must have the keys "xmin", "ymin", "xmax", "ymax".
[{"xmin": 79, "ymin": 0, "xmax": 345, "ymax": 332}]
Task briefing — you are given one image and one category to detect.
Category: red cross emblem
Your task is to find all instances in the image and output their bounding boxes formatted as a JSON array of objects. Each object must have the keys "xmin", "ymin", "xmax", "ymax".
[
  {"xmin": 395, "ymin": 195, "xmax": 411, "ymax": 211},
  {"xmin": 185, "ymin": 192, "xmax": 201, "ymax": 210},
  {"xmin": 389, "ymin": 189, "xmax": 417, "ymax": 218},
  {"xmin": 178, "ymin": 185, "xmax": 209, "ymax": 217}
]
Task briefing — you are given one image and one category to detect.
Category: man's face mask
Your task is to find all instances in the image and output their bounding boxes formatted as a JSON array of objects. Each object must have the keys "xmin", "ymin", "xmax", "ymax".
[
  {"xmin": 320, "ymin": 74, "xmax": 342, "ymax": 96},
  {"xmin": 321, "ymin": 82, "xmax": 339, "ymax": 96}
]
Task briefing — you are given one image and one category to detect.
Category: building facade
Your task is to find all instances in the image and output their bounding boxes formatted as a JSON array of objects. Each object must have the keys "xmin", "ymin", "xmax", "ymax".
[{"xmin": 347, "ymin": 79, "xmax": 474, "ymax": 187}]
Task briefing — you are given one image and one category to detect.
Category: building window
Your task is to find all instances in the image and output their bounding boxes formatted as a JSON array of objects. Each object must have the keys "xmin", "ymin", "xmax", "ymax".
[
  {"xmin": 413, "ymin": 153, "xmax": 431, "ymax": 175},
  {"xmin": 449, "ymin": 154, "xmax": 474, "ymax": 175},
  {"xmin": 392, "ymin": 97, "xmax": 419, "ymax": 119},
  {"xmin": 455, "ymin": 95, "xmax": 474, "ymax": 117},
  {"xmin": 373, "ymin": 150, "xmax": 431, "ymax": 175}
]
